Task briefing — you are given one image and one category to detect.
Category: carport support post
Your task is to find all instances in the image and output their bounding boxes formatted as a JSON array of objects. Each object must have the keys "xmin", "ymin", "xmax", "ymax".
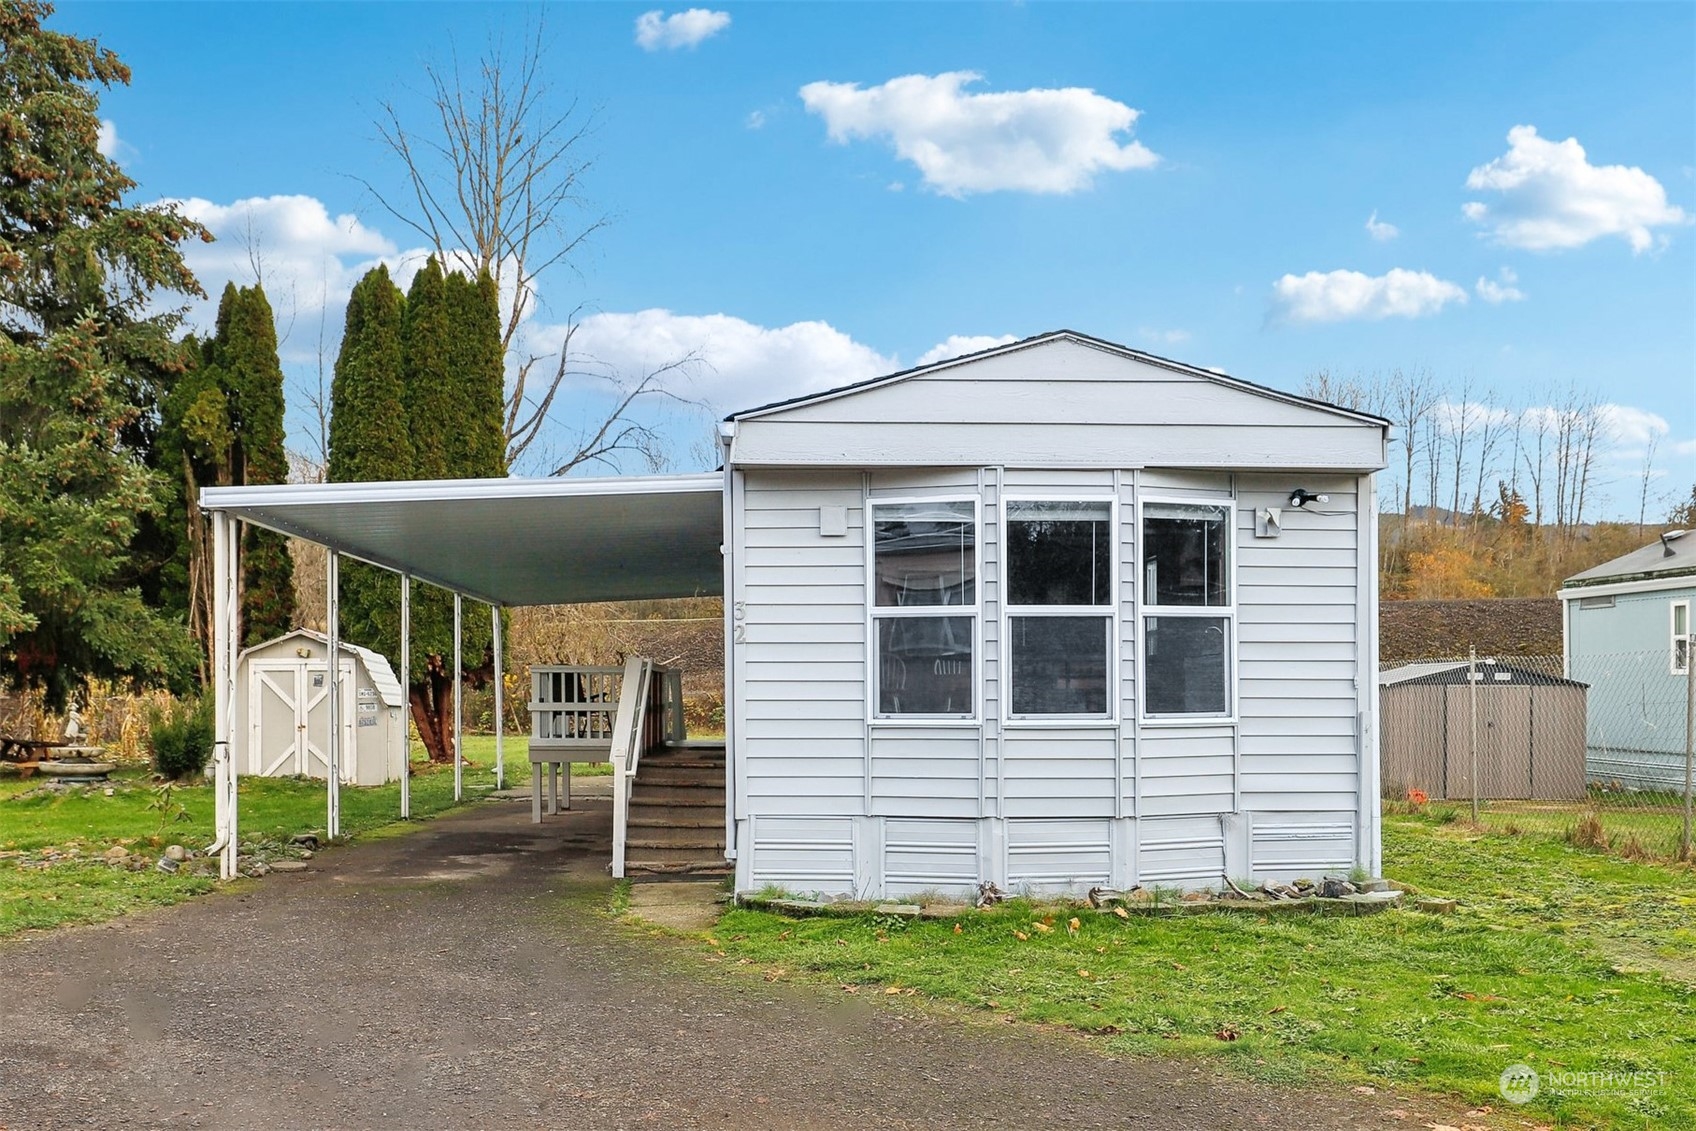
[
  {"xmin": 492, "ymin": 605, "xmax": 504, "ymax": 791},
  {"xmin": 210, "ymin": 510, "xmax": 238, "ymax": 880},
  {"xmin": 453, "ymin": 592, "xmax": 463, "ymax": 802},
  {"xmin": 400, "ymin": 573, "xmax": 410, "ymax": 820},
  {"xmin": 326, "ymin": 551, "xmax": 341, "ymax": 840}
]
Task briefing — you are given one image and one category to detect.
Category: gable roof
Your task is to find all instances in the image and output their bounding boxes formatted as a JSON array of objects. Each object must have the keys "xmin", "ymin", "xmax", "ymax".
[
  {"xmin": 1379, "ymin": 660, "xmax": 1586, "ymax": 688},
  {"xmin": 728, "ymin": 329, "xmax": 1390, "ymax": 428},
  {"xmin": 1563, "ymin": 531, "xmax": 1696, "ymax": 589},
  {"xmin": 238, "ymin": 628, "xmax": 406, "ymax": 707}
]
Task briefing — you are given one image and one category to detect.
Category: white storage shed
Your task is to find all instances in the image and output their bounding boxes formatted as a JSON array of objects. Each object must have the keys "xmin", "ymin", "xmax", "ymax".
[{"xmin": 235, "ymin": 629, "xmax": 407, "ymax": 786}]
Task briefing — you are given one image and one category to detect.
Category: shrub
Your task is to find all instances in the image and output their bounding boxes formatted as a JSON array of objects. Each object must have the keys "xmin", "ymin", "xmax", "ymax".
[
  {"xmin": 1568, "ymin": 809, "xmax": 1608, "ymax": 851},
  {"xmin": 148, "ymin": 698, "xmax": 214, "ymax": 780}
]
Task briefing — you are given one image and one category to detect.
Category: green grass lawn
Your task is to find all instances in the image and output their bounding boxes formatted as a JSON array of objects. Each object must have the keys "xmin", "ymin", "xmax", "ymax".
[
  {"xmin": 0, "ymin": 734, "xmax": 605, "ymax": 937},
  {"xmin": 709, "ymin": 817, "xmax": 1696, "ymax": 1129}
]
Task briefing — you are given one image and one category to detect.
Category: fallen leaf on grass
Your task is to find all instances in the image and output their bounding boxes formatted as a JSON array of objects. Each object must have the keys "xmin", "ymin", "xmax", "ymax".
[
  {"xmin": 776, "ymin": 929, "xmax": 791, "ymax": 941},
  {"xmin": 1077, "ymin": 969, "xmax": 1092, "ymax": 979},
  {"xmin": 953, "ymin": 923, "xmax": 963, "ymax": 934},
  {"xmin": 1351, "ymin": 1086, "xmax": 1375, "ymax": 1095},
  {"xmin": 1113, "ymin": 907, "xmax": 1130, "ymax": 920},
  {"xmin": 840, "ymin": 985, "xmax": 859, "ymax": 994},
  {"xmin": 1268, "ymin": 1005, "xmax": 1287, "ymax": 1015},
  {"xmin": 884, "ymin": 986, "xmax": 902, "ymax": 995},
  {"xmin": 1214, "ymin": 1026, "xmax": 1239, "ymax": 1041},
  {"xmin": 1031, "ymin": 921, "xmax": 1052, "ymax": 934},
  {"xmin": 1171, "ymin": 962, "xmax": 1188, "ymax": 971},
  {"xmin": 1067, "ymin": 916, "xmax": 1081, "ymax": 935},
  {"xmin": 1014, "ymin": 930, "xmax": 1029, "ymax": 941}
]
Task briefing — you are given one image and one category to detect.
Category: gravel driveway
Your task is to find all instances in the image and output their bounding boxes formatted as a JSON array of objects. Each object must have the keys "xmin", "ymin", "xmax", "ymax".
[{"xmin": 2, "ymin": 795, "xmax": 1474, "ymax": 1130}]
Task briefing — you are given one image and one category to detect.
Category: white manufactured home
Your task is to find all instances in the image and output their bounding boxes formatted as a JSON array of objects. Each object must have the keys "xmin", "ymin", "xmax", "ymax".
[{"xmin": 199, "ymin": 331, "xmax": 1389, "ymax": 896}]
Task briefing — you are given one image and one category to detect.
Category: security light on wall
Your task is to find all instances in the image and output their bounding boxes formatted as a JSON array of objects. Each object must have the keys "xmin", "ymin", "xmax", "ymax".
[{"xmin": 1287, "ymin": 489, "xmax": 1329, "ymax": 509}]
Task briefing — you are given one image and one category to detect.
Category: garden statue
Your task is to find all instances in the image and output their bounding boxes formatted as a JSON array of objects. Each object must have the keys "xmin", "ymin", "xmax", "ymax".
[{"xmin": 63, "ymin": 697, "xmax": 85, "ymax": 743}]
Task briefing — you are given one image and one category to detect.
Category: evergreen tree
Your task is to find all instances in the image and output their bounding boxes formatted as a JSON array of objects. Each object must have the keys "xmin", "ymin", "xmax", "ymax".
[
  {"xmin": 204, "ymin": 283, "xmax": 294, "ymax": 645},
  {"xmin": 328, "ymin": 266, "xmax": 411, "ymax": 669},
  {"xmin": 325, "ymin": 259, "xmax": 506, "ymax": 762},
  {"xmin": 0, "ymin": 1, "xmax": 204, "ymax": 708}
]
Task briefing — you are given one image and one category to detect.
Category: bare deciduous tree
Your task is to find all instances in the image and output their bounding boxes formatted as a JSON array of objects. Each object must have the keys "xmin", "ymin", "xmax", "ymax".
[{"xmin": 362, "ymin": 20, "xmax": 695, "ymax": 474}]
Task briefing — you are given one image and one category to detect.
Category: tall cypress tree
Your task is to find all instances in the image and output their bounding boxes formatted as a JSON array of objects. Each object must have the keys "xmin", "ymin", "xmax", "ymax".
[
  {"xmin": 205, "ymin": 283, "xmax": 294, "ymax": 645},
  {"xmin": 329, "ymin": 266, "xmax": 411, "ymax": 665},
  {"xmin": 317, "ymin": 258, "xmax": 506, "ymax": 762}
]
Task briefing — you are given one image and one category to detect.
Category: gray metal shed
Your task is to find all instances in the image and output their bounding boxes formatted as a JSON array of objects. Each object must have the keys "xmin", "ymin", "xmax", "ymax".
[
  {"xmin": 1379, "ymin": 660, "xmax": 1588, "ymax": 800},
  {"xmin": 235, "ymin": 629, "xmax": 407, "ymax": 786}
]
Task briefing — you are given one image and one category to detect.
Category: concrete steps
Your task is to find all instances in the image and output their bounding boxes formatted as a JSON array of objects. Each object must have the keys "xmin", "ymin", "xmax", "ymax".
[{"xmin": 625, "ymin": 744, "xmax": 728, "ymax": 878}]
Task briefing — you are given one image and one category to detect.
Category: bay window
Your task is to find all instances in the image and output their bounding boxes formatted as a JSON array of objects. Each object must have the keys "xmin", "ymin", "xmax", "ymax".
[
  {"xmin": 872, "ymin": 500, "xmax": 976, "ymax": 718},
  {"xmin": 1005, "ymin": 500, "xmax": 1113, "ymax": 718},
  {"xmin": 1141, "ymin": 501, "xmax": 1233, "ymax": 718}
]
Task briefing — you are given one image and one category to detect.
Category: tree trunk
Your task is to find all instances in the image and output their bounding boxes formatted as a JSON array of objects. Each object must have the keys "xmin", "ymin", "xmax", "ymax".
[{"xmin": 409, "ymin": 653, "xmax": 459, "ymax": 764}]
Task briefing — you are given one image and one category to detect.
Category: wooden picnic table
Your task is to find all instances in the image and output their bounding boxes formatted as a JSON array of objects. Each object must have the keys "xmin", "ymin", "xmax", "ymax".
[{"xmin": 0, "ymin": 735, "xmax": 71, "ymax": 763}]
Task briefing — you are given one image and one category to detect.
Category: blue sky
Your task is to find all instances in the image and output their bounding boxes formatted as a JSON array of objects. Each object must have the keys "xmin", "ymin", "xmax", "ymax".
[{"xmin": 62, "ymin": 2, "xmax": 1696, "ymax": 516}]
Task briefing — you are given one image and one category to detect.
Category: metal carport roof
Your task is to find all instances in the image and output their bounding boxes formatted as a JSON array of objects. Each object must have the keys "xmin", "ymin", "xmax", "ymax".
[{"xmin": 199, "ymin": 473, "xmax": 725, "ymax": 606}]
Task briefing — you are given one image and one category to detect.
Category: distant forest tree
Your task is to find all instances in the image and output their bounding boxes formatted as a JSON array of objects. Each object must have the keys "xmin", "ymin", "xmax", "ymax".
[{"xmin": 328, "ymin": 259, "xmax": 505, "ymax": 763}]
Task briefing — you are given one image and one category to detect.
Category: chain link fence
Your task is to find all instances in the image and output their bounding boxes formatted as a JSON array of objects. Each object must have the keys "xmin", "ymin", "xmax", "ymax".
[{"xmin": 1380, "ymin": 647, "xmax": 1696, "ymax": 862}]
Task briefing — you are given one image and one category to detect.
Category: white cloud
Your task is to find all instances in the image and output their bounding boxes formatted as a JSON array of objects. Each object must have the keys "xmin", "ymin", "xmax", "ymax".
[
  {"xmin": 561, "ymin": 309, "xmax": 896, "ymax": 411},
  {"xmin": 165, "ymin": 195, "xmax": 408, "ymax": 361},
  {"xmin": 97, "ymin": 118, "xmax": 121, "ymax": 160},
  {"xmin": 1269, "ymin": 268, "xmax": 1468, "ymax": 324},
  {"xmin": 914, "ymin": 334, "xmax": 1017, "ymax": 367},
  {"xmin": 1475, "ymin": 266, "xmax": 1526, "ymax": 304},
  {"xmin": 799, "ymin": 71, "xmax": 1157, "ymax": 196},
  {"xmin": 1365, "ymin": 210, "xmax": 1398, "ymax": 242},
  {"xmin": 635, "ymin": 9, "xmax": 731, "ymax": 51},
  {"xmin": 745, "ymin": 110, "xmax": 766, "ymax": 130},
  {"xmin": 1463, "ymin": 125, "xmax": 1690, "ymax": 253},
  {"xmin": 1136, "ymin": 326, "xmax": 1191, "ymax": 346}
]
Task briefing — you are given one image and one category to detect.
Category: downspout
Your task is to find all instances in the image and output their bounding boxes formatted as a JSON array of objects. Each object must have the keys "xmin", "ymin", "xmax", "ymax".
[{"xmin": 719, "ymin": 420, "xmax": 738, "ymax": 862}]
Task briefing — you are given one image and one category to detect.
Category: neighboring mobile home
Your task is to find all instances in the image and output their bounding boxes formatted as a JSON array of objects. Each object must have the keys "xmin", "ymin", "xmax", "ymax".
[
  {"xmin": 1559, "ymin": 531, "xmax": 1696, "ymax": 790},
  {"xmin": 199, "ymin": 330, "xmax": 1391, "ymax": 896}
]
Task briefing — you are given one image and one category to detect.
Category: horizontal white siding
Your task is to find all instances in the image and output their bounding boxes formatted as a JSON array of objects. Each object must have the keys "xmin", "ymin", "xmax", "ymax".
[
  {"xmin": 733, "ymin": 340, "xmax": 1385, "ymax": 470},
  {"xmin": 1001, "ymin": 730, "xmax": 1116, "ymax": 818},
  {"xmin": 740, "ymin": 473, "xmax": 866, "ymax": 817},
  {"xmin": 1250, "ymin": 815, "xmax": 1355, "ymax": 876},
  {"xmin": 870, "ymin": 729, "xmax": 980, "ymax": 818},
  {"xmin": 1235, "ymin": 476, "xmax": 1362, "ymax": 818},
  {"xmin": 1139, "ymin": 727, "xmax": 1234, "ymax": 816}
]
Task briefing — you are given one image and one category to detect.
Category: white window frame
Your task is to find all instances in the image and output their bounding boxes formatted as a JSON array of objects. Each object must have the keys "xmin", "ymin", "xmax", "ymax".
[
  {"xmin": 866, "ymin": 494, "xmax": 982, "ymax": 725},
  {"xmin": 1673, "ymin": 599, "xmax": 1691, "ymax": 676},
  {"xmin": 1136, "ymin": 494, "xmax": 1238, "ymax": 725},
  {"xmin": 1000, "ymin": 494, "xmax": 1118, "ymax": 726}
]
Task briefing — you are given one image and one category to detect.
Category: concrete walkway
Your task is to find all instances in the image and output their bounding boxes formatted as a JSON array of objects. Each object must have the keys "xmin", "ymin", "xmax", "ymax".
[{"xmin": 2, "ymin": 798, "xmax": 1473, "ymax": 1130}]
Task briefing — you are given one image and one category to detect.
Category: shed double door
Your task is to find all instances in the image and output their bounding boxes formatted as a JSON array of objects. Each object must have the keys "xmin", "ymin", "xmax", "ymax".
[
  {"xmin": 249, "ymin": 659, "xmax": 356, "ymax": 781},
  {"xmin": 1442, "ymin": 685, "xmax": 1533, "ymax": 799}
]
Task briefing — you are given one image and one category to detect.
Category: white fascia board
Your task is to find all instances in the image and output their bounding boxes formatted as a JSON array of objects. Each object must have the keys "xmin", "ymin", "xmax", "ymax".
[
  {"xmin": 1558, "ymin": 576, "xmax": 1696, "ymax": 602},
  {"xmin": 200, "ymin": 472, "xmax": 723, "ymax": 512}
]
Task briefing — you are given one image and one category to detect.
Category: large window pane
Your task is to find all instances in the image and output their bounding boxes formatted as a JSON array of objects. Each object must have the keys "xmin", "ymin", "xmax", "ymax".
[
  {"xmin": 1142, "ymin": 503, "xmax": 1228, "ymax": 607},
  {"xmin": 1144, "ymin": 616, "xmax": 1228, "ymax": 715},
  {"xmin": 877, "ymin": 616, "xmax": 973, "ymax": 715},
  {"xmin": 1006, "ymin": 501, "xmax": 1111, "ymax": 606},
  {"xmin": 873, "ymin": 501, "xmax": 975, "ymax": 607},
  {"xmin": 1009, "ymin": 616, "xmax": 1109, "ymax": 716}
]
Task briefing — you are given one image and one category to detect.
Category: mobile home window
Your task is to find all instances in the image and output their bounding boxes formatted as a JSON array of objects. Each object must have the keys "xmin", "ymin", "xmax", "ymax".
[
  {"xmin": 872, "ymin": 500, "xmax": 976, "ymax": 717},
  {"xmin": 1141, "ymin": 501, "xmax": 1232, "ymax": 718},
  {"xmin": 1006, "ymin": 500, "xmax": 1112, "ymax": 718},
  {"xmin": 1675, "ymin": 601, "xmax": 1691, "ymax": 676}
]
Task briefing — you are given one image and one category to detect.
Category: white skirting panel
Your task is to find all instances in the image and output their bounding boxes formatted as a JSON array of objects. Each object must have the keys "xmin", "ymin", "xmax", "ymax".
[
  {"xmin": 882, "ymin": 818, "xmax": 979, "ymax": 898},
  {"xmin": 1136, "ymin": 816, "xmax": 1227, "ymax": 885},
  {"xmin": 745, "ymin": 815, "xmax": 856, "ymax": 892},
  {"xmin": 1006, "ymin": 818, "xmax": 1113, "ymax": 894},
  {"xmin": 1249, "ymin": 814, "xmax": 1355, "ymax": 878}
]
